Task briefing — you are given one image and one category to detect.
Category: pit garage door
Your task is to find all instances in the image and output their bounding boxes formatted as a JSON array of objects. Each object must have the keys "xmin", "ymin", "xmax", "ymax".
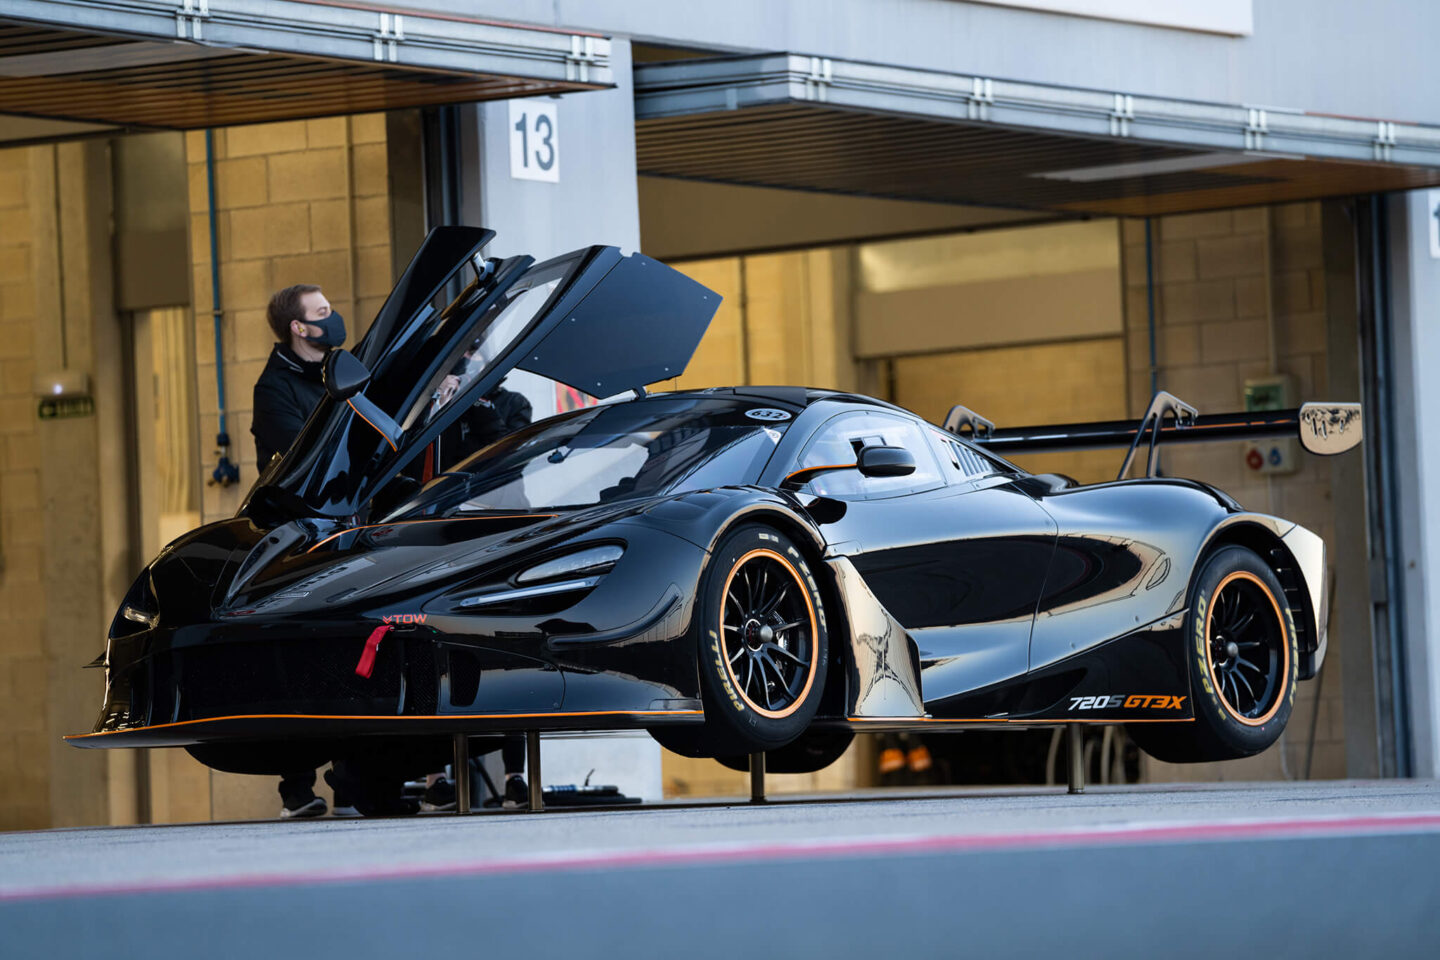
[
  {"xmin": 634, "ymin": 53, "xmax": 1440, "ymax": 217},
  {"xmin": 0, "ymin": 0, "xmax": 610, "ymax": 145}
]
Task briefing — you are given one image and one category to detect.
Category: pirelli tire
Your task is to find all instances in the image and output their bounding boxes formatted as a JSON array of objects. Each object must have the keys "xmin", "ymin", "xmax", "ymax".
[
  {"xmin": 1129, "ymin": 544, "xmax": 1299, "ymax": 763},
  {"xmin": 690, "ymin": 523, "xmax": 830, "ymax": 757}
]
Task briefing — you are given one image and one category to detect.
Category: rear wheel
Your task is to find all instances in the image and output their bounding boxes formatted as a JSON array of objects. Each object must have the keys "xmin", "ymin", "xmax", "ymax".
[
  {"xmin": 674, "ymin": 524, "xmax": 829, "ymax": 757},
  {"xmin": 1128, "ymin": 545, "xmax": 1297, "ymax": 763}
]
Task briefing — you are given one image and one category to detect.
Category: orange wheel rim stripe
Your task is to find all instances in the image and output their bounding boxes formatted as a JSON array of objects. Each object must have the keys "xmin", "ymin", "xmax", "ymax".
[
  {"xmin": 1206, "ymin": 570, "xmax": 1288, "ymax": 727},
  {"xmin": 719, "ymin": 548, "xmax": 819, "ymax": 720}
]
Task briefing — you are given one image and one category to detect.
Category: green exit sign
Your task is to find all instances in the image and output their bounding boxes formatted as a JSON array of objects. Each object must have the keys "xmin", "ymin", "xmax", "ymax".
[
  {"xmin": 37, "ymin": 396, "xmax": 94, "ymax": 420},
  {"xmin": 1243, "ymin": 376, "xmax": 1290, "ymax": 412}
]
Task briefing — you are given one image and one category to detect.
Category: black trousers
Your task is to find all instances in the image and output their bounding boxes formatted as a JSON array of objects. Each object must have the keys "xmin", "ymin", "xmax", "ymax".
[
  {"xmin": 278, "ymin": 764, "xmax": 353, "ymax": 806},
  {"xmin": 501, "ymin": 733, "xmax": 524, "ymax": 776}
]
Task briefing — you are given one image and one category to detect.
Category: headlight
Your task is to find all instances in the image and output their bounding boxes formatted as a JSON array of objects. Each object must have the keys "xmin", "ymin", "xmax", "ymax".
[
  {"xmin": 457, "ymin": 544, "xmax": 624, "ymax": 611},
  {"xmin": 110, "ymin": 571, "xmax": 158, "ymax": 637},
  {"xmin": 515, "ymin": 544, "xmax": 624, "ymax": 584},
  {"xmin": 121, "ymin": 604, "xmax": 158, "ymax": 627}
]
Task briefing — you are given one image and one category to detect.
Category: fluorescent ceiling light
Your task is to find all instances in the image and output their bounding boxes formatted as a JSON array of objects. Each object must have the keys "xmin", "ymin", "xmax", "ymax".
[{"xmin": 1032, "ymin": 151, "xmax": 1297, "ymax": 183}]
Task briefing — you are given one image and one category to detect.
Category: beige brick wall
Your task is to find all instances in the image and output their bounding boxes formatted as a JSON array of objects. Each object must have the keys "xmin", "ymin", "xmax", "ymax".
[
  {"xmin": 893, "ymin": 337, "xmax": 1128, "ymax": 484},
  {"xmin": 0, "ymin": 142, "xmax": 131, "ymax": 829},
  {"xmin": 187, "ymin": 115, "xmax": 392, "ymax": 523},
  {"xmin": 665, "ymin": 248, "xmax": 855, "ymax": 394},
  {"xmin": 0, "ymin": 147, "xmax": 49, "ymax": 830},
  {"xmin": 1123, "ymin": 204, "xmax": 1347, "ymax": 782}
]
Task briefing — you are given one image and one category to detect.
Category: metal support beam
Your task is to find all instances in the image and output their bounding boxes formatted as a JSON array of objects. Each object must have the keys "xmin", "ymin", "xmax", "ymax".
[
  {"xmin": 526, "ymin": 731, "xmax": 543, "ymax": 812},
  {"xmin": 453, "ymin": 733, "xmax": 471, "ymax": 814},
  {"xmin": 1067, "ymin": 724, "xmax": 1085, "ymax": 795},
  {"xmin": 750, "ymin": 751, "xmax": 766, "ymax": 803}
]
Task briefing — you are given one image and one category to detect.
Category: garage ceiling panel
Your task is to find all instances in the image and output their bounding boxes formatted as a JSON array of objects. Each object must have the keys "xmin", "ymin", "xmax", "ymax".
[
  {"xmin": 0, "ymin": 0, "xmax": 611, "ymax": 138},
  {"xmin": 636, "ymin": 54, "xmax": 1440, "ymax": 216}
]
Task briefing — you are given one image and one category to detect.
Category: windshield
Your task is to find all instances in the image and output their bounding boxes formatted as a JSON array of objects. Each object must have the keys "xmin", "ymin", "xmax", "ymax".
[{"xmin": 410, "ymin": 397, "xmax": 791, "ymax": 513}]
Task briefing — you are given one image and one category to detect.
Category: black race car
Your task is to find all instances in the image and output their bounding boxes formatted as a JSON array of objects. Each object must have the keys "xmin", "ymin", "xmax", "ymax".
[{"xmin": 70, "ymin": 226, "xmax": 1360, "ymax": 787}]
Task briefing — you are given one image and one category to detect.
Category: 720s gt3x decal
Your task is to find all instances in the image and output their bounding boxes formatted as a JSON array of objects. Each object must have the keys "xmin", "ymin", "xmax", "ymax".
[{"xmin": 1069, "ymin": 694, "xmax": 1186, "ymax": 711}]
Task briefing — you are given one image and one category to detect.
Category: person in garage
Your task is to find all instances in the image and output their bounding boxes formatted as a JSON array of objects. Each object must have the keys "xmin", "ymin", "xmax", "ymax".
[{"xmin": 252, "ymin": 283, "xmax": 366, "ymax": 818}]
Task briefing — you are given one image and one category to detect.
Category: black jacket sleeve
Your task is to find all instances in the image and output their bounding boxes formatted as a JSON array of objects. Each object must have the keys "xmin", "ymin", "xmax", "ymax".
[{"xmin": 252, "ymin": 380, "xmax": 311, "ymax": 464}]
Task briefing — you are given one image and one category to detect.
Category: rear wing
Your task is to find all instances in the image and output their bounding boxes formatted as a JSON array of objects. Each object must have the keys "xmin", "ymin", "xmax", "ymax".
[{"xmin": 946, "ymin": 391, "xmax": 1362, "ymax": 481}]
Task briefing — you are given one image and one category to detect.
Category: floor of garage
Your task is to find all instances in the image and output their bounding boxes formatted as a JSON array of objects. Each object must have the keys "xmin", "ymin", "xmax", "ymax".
[{"xmin": 3, "ymin": 780, "xmax": 1436, "ymax": 957}]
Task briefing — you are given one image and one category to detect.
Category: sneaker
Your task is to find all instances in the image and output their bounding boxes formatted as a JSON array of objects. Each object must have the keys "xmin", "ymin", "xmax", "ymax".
[
  {"xmin": 503, "ymin": 775, "xmax": 529, "ymax": 811},
  {"xmin": 280, "ymin": 796, "xmax": 327, "ymax": 819},
  {"xmin": 330, "ymin": 804, "xmax": 361, "ymax": 818},
  {"xmin": 422, "ymin": 778, "xmax": 457, "ymax": 812}
]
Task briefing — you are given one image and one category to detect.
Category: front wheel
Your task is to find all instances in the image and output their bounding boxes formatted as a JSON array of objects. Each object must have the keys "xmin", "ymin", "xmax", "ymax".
[
  {"xmin": 689, "ymin": 524, "xmax": 829, "ymax": 756},
  {"xmin": 1129, "ymin": 544, "xmax": 1298, "ymax": 763}
]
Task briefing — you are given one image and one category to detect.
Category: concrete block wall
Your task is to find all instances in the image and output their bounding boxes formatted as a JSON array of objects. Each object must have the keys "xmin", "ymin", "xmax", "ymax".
[
  {"xmin": 0, "ymin": 147, "xmax": 50, "ymax": 830},
  {"xmin": 186, "ymin": 115, "xmax": 392, "ymax": 523},
  {"xmin": 1123, "ymin": 203, "xmax": 1348, "ymax": 781},
  {"xmin": 0, "ymin": 142, "xmax": 133, "ymax": 829},
  {"xmin": 667, "ymin": 248, "xmax": 855, "ymax": 396}
]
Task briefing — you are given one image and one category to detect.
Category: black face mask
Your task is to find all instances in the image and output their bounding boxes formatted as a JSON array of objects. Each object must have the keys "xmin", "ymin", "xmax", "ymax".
[{"xmin": 303, "ymin": 312, "xmax": 346, "ymax": 348}]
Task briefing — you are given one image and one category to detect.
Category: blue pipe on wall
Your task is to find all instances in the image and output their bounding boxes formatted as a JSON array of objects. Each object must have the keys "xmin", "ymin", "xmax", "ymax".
[{"xmin": 205, "ymin": 129, "xmax": 239, "ymax": 487}]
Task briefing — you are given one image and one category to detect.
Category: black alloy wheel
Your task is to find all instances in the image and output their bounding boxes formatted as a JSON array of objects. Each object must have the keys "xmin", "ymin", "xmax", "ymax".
[
  {"xmin": 1127, "ymin": 544, "xmax": 1298, "ymax": 763},
  {"xmin": 654, "ymin": 524, "xmax": 829, "ymax": 758},
  {"xmin": 720, "ymin": 549, "xmax": 818, "ymax": 718},
  {"xmin": 1206, "ymin": 571, "xmax": 1286, "ymax": 725}
]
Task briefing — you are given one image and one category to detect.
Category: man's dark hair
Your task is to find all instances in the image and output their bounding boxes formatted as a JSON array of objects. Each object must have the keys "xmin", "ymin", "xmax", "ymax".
[{"xmin": 266, "ymin": 284, "xmax": 322, "ymax": 341}]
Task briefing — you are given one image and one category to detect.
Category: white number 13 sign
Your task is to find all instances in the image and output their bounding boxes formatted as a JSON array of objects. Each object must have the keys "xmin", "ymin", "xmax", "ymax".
[{"xmin": 509, "ymin": 99, "xmax": 559, "ymax": 183}]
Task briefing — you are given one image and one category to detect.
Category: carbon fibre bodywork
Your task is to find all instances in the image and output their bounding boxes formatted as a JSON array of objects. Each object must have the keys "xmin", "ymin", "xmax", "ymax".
[
  {"xmin": 72, "ymin": 393, "xmax": 1327, "ymax": 753},
  {"xmin": 69, "ymin": 229, "xmax": 1332, "ymax": 766}
]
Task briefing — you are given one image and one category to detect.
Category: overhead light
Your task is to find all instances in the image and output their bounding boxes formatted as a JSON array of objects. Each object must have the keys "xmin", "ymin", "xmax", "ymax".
[
  {"xmin": 33, "ymin": 370, "xmax": 90, "ymax": 399},
  {"xmin": 1032, "ymin": 151, "xmax": 1298, "ymax": 183}
]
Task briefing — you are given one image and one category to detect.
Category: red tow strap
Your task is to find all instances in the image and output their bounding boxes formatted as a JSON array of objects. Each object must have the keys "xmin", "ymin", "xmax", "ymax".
[{"xmin": 355, "ymin": 625, "xmax": 392, "ymax": 678}]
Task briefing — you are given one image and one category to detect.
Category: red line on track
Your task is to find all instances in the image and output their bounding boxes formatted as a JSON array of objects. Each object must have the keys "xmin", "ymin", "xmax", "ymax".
[{"xmin": 4, "ymin": 812, "xmax": 1438, "ymax": 903}]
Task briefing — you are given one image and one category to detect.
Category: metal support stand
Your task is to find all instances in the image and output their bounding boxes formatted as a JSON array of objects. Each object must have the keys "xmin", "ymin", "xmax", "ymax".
[
  {"xmin": 1067, "ymin": 723, "xmax": 1085, "ymax": 795},
  {"xmin": 453, "ymin": 733, "xmax": 471, "ymax": 814},
  {"xmin": 526, "ymin": 730, "xmax": 543, "ymax": 812},
  {"xmin": 749, "ymin": 751, "xmax": 766, "ymax": 803}
]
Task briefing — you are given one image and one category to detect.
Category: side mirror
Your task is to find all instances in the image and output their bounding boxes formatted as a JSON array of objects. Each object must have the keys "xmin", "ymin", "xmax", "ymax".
[
  {"xmin": 323, "ymin": 349, "xmax": 371, "ymax": 401},
  {"xmin": 857, "ymin": 445, "xmax": 915, "ymax": 478}
]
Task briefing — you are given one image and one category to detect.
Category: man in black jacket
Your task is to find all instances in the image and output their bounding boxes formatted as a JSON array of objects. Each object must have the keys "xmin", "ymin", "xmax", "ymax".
[
  {"xmin": 251, "ymin": 283, "xmax": 346, "ymax": 469},
  {"xmin": 253, "ymin": 283, "xmax": 367, "ymax": 817}
]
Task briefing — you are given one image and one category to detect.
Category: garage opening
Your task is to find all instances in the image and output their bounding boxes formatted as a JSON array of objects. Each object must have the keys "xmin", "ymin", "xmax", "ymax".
[{"xmin": 635, "ymin": 50, "xmax": 1410, "ymax": 794}]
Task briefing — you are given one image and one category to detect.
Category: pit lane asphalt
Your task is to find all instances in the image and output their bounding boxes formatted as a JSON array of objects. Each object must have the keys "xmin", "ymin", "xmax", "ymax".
[{"xmin": 3, "ymin": 780, "xmax": 1438, "ymax": 958}]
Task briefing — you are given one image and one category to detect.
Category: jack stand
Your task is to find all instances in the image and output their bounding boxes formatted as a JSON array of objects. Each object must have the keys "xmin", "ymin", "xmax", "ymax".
[
  {"xmin": 526, "ymin": 731, "xmax": 543, "ymax": 812},
  {"xmin": 1067, "ymin": 723, "xmax": 1085, "ymax": 795},
  {"xmin": 749, "ymin": 751, "xmax": 766, "ymax": 803},
  {"xmin": 453, "ymin": 733, "xmax": 471, "ymax": 814}
]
